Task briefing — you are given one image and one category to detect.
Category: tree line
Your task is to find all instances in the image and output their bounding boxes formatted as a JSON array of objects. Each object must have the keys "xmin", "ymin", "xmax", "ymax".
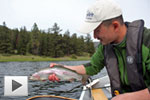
[{"xmin": 0, "ymin": 22, "xmax": 95, "ymax": 57}]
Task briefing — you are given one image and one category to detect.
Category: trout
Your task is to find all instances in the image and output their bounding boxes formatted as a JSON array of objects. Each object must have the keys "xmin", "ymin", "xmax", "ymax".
[{"xmin": 30, "ymin": 65, "xmax": 88, "ymax": 83}]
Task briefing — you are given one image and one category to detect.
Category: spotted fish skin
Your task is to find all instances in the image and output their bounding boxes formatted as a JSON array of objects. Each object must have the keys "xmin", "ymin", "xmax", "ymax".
[{"xmin": 30, "ymin": 65, "xmax": 84, "ymax": 82}]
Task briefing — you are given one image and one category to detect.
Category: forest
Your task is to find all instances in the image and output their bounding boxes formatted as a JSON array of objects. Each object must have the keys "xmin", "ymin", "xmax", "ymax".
[{"xmin": 0, "ymin": 22, "xmax": 95, "ymax": 58}]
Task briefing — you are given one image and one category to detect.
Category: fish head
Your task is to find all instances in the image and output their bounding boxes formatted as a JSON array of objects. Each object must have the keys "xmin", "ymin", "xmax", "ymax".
[{"xmin": 29, "ymin": 72, "xmax": 40, "ymax": 80}]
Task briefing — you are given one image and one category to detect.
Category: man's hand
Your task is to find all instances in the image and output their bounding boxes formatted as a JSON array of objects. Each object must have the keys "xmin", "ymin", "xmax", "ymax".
[
  {"xmin": 111, "ymin": 93, "xmax": 131, "ymax": 100},
  {"xmin": 49, "ymin": 63, "xmax": 59, "ymax": 68},
  {"xmin": 112, "ymin": 88, "xmax": 150, "ymax": 100}
]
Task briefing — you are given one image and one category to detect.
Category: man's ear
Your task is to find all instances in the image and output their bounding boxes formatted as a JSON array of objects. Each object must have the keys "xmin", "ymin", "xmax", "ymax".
[{"xmin": 112, "ymin": 21, "xmax": 120, "ymax": 32}]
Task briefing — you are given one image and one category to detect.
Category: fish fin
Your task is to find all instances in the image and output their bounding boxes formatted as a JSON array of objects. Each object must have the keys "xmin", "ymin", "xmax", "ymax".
[{"xmin": 39, "ymin": 78, "xmax": 47, "ymax": 82}]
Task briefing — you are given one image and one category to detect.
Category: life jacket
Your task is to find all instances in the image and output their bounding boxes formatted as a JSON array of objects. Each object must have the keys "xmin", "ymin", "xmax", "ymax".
[{"xmin": 104, "ymin": 20, "xmax": 147, "ymax": 97}]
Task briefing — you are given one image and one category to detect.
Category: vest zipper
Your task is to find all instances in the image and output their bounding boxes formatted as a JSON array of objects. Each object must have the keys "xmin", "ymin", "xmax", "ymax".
[{"xmin": 115, "ymin": 47, "xmax": 126, "ymax": 84}]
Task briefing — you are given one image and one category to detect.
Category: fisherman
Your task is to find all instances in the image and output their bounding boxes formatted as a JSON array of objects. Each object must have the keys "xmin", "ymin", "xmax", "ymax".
[{"xmin": 49, "ymin": 0, "xmax": 150, "ymax": 99}]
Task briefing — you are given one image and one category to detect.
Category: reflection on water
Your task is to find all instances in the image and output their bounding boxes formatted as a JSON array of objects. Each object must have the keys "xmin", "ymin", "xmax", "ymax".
[{"xmin": 0, "ymin": 61, "xmax": 107, "ymax": 100}]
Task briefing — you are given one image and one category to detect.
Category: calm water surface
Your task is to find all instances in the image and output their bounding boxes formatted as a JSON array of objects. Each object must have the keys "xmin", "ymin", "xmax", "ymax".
[{"xmin": 0, "ymin": 61, "xmax": 107, "ymax": 100}]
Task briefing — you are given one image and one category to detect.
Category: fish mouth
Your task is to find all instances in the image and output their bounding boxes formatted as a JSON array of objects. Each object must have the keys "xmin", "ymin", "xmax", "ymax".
[
  {"xmin": 29, "ymin": 76, "xmax": 45, "ymax": 81},
  {"xmin": 29, "ymin": 76, "xmax": 36, "ymax": 80},
  {"xmin": 29, "ymin": 76, "xmax": 33, "ymax": 80}
]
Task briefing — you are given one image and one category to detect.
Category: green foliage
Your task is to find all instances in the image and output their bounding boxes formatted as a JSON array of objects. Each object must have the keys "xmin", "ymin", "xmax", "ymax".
[
  {"xmin": 0, "ymin": 22, "xmax": 96, "ymax": 57},
  {"xmin": 71, "ymin": 54, "xmax": 77, "ymax": 59},
  {"xmin": 29, "ymin": 23, "xmax": 41, "ymax": 55},
  {"xmin": 85, "ymin": 34, "xmax": 95, "ymax": 56},
  {"xmin": 51, "ymin": 23, "xmax": 62, "ymax": 34},
  {"xmin": 0, "ymin": 23, "xmax": 13, "ymax": 54},
  {"xmin": 17, "ymin": 27, "xmax": 29, "ymax": 55}
]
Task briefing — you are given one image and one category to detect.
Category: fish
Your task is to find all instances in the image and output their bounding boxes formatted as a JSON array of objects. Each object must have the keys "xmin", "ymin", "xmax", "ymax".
[{"xmin": 30, "ymin": 65, "xmax": 89, "ymax": 83}]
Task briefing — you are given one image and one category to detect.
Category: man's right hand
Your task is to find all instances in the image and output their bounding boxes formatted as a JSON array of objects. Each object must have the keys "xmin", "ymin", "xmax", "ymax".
[{"xmin": 49, "ymin": 63, "xmax": 58, "ymax": 68}]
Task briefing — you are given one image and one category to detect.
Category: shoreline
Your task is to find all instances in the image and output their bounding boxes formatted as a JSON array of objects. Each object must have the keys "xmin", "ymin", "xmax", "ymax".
[{"xmin": 0, "ymin": 54, "xmax": 90, "ymax": 62}]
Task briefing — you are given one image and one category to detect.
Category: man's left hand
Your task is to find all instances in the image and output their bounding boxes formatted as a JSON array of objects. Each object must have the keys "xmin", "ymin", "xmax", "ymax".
[{"xmin": 112, "ymin": 88, "xmax": 150, "ymax": 100}]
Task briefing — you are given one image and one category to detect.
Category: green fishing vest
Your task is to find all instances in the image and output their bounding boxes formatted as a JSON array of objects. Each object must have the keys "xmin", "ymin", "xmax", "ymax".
[{"xmin": 104, "ymin": 20, "xmax": 147, "ymax": 97}]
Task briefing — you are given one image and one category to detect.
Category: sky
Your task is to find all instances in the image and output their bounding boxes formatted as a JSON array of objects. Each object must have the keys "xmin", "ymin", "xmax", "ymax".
[{"xmin": 0, "ymin": 0, "xmax": 150, "ymax": 41}]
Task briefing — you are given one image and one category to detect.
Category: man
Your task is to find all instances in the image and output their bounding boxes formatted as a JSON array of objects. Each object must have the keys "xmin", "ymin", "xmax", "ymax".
[{"xmin": 49, "ymin": 0, "xmax": 150, "ymax": 99}]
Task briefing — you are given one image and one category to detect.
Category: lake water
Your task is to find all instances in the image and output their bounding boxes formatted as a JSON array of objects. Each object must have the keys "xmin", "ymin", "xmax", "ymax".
[{"xmin": 0, "ymin": 61, "xmax": 107, "ymax": 100}]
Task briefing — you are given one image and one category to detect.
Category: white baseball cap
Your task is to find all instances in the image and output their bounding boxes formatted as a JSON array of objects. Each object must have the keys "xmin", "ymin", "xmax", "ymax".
[{"xmin": 78, "ymin": 0, "xmax": 122, "ymax": 34}]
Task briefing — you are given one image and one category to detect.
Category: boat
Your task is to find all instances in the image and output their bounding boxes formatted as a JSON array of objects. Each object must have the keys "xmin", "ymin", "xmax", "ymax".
[
  {"xmin": 27, "ymin": 75, "xmax": 112, "ymax": 100},
  {"xmin": 79, "ymin": 75, "xmax": 112, "ymax": 100},
  {"xmin": 26, "ymin": 95, "xmax": 76, "ymax": 100}
]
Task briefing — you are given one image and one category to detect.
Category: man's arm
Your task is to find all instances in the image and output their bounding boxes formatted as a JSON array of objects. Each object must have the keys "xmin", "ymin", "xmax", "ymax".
[
  {"xmin": 50, "ymin": 63, "xmax": 86, "ymax": 75},
  {"xmin": 112, "ymin": 88, "xmax": 150, "ymax": 100},
  {"xmin": 63, "ymin": 65, "xmax": 86, "ymax": 75}
]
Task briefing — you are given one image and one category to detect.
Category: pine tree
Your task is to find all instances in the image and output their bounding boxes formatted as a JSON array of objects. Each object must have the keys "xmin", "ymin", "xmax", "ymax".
[
  {"xmin": 51, "ymin": 23, "xmax": 62, "ymax": 35},
  {"xmin": 85, "ymin": 34, "xmax": 95, "ymax": 56},
  {"xmin": 0, "ymin": 22, "xmax": 12, "ymax": 54},
  {"xmin": 11, "ymin": 28, "xmax": 19, "ymax": 53},
  {"xmin": 39, "ymin": 32, "xmax": 47, "ymax": 56},
  {"xmin": 50, "ymin": 23, "xmax": 64, "ymax": 57},
  {"xmin": 63, "ymin": 30, "xmax": 71, "ymax": 56},
  {"xmin": 29, "ymin": 23, "xmax": 40, "ymax": 55},
  {"xmin": 17, "ymin": 27, "xmax": 29, "ymax": 55}
]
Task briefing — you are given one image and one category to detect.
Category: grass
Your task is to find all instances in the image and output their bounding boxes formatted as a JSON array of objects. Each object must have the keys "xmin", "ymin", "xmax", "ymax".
[{"xmin": 0, "ymin": 54, "xmax": 90, "ymax": 62}]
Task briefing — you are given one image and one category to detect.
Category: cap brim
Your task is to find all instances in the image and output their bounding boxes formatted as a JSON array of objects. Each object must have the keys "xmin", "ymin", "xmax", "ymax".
[{"xmin": 77, "ymin": 21, "xmax": 102, "ymax": 34}]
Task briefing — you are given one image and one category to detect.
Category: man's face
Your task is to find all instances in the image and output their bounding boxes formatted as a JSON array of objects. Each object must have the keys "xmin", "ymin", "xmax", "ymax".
[{"xmin": 94, "ymin": 23, "xmax": 117, "ymax": 45}]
